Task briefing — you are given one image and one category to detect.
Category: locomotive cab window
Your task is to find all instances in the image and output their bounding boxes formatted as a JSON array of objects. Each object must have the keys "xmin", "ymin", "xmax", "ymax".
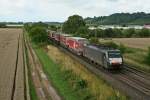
[{"xmin": 108, "ymin": 51, "xmax": 121, "ymax": 58}]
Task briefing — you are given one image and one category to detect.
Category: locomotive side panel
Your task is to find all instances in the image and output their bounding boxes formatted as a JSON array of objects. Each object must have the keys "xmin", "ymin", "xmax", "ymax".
[{"xmin": 83, "ymin": 46, "xmax": 105, "ymax": 66}]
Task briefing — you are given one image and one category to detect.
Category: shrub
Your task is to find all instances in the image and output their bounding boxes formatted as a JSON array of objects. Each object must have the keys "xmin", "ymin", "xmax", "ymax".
[
  {"xmin": 118, "ymin": 44, "xmax": 126, "ymax": 54},
  {"xmin": 145, "ymin": 47, "xmax": 150, "ymax": 65},
  {"xmin": 76, "ymin": 79, "xmax": 87, "ymax": 89},
  {"xmin": 105, "ymin": 42, "xmax": 127, "ymax": 54},
  {"xmin": 89, "ymin": 37, "xmax": 99, "ymax": 44},
  {"xmin": 105, "ymin": 42, "xmax": 118, "ymax": 49},
  {"xmin": 29, "ymin": 26, "xmax": 48, "ymax": 44},
  {"xmin": 75, "ymin": 26, "xmax": 89, "ymax": 38},
  {"xmin": 0, "ymin": 23, "xmax": 6, "ymax": 28},
  {"xmin": 49, "ymin": 25, "xmax": 57, "ymax": 31}
]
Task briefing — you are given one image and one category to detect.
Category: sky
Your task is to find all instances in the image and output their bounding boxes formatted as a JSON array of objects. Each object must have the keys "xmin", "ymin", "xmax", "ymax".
[{"xmin": 0, "ymin": 0, "xmax": 150, "ymax": 22}]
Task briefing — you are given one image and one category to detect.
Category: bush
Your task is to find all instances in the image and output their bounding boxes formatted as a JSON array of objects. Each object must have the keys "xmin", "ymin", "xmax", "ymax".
[
  {"xmin": 0, "ymin": 23, "xmax": 6, "ymax": 28},
  {"xmin": 63, "ymin": 70, "xmax": 87, "ymax": 90},
  {"xmin": 118, "ymin": 44, "xmax": 126, "ymax": 54},
  {"xmin": 105, "ymin": 42, "xmax": 118, "ymax": 49},
  {"xmin": 138, "ymin": 28, "xmax": 150, "ymax": 37},
  {"xmin": 89, "ymin": 37, "xmax": 99, "ymax": 44},
  {"xmin": 145, "ymin": 47, "xmax": 150, "ymax": 65},
  {"xmin": 29, "ymin": 27, "xmax": 48, "ymax": 44},
  {"xmin": 75, "ymin": 26, "xmax": 89, "ymax": 38},
  {"xmin": 49, "ymin": 25, "xmax": 57, "ymax": 31},
  {"xmin": 76, "ymin": 79, "xmax": 87, "ymax": 89},
  {"xmin": 104, "ymin": 42, "xmax": 127, "ymax": 54}
]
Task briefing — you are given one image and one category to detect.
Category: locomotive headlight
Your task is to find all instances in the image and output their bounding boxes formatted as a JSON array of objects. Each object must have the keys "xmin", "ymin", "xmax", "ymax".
[{"xmin": 109, "ymin": 58, "xmax": 122, "ymax": 64}]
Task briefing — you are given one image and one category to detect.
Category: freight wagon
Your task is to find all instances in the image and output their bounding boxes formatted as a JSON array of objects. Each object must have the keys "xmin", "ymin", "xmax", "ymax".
[
  {"xmin": 48, "ymin": 31, "xmax": 123, "ymax": 69},
  {"xmin": 66, "ymin": 37, "xmax": 89, "ymax": 55},
  {"xmin": 59, "ymin": 34, "xmax": 71, "ymax": 47},
  {"xmin": 83, "ymin": 45, "xmax": 123, "ymax": 69},
  {"xmin": 54, "ymin": 32, "xmax": 60, "ymax": 43},
  {"xmin": 48, "ymin": 31, "xmax": 56, "ymax": 39}
]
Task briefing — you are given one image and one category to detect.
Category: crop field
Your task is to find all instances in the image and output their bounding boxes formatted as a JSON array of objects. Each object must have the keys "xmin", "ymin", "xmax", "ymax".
[
  {"xmin": 100, "ymin": 38, "xmax": 150, "ymax": 51},
  {"xmin": 0, "ymin": 28, "xmax": 27, "ymax": 100}
]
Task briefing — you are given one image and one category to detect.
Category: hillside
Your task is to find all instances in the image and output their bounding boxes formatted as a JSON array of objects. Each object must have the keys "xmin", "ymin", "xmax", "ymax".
[{"xmin": 85, "ymin": 12, "xmax": 150, "ymax": 25}]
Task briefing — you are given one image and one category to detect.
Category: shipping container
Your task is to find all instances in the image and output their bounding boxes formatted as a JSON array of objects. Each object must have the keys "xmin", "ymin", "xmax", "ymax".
[
  {"xmin": 66, "ymin": 37, "xmax": 89, "ymax": 55},
  {"xmin": 59, "ymin": 34, "xmax": 71, "ymax": 47}
]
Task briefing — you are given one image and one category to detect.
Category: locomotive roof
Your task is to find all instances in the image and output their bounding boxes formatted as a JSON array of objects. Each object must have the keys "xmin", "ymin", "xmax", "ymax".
[{"xmin": 87, "ymin": 45, "xmax": 120, "ymax": 53}]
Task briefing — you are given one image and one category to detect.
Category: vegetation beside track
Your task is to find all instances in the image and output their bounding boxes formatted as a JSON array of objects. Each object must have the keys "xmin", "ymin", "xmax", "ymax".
[
  {"xmin": 34, "ymin": 45, "xmax": 89, "ymax": 100},
  {"xmin": 33, "ymin": 43, "xmax": 127, "ymax": 100},
  {"xmin": 24, "ymin": 34, "xmax": 38, "ymax": 100}
]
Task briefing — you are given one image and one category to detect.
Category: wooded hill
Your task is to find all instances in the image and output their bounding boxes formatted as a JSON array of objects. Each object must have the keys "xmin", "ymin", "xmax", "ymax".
[{"xmin": 85, "ymin": 12, "xmax": 150, "ymax": 25}]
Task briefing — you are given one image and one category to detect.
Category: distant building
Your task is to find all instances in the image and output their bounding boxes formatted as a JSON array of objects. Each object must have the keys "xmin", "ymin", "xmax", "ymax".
[
  {"xmin": 6, "ymin": 24, "xmax": 23, "ymax": 27},
  {"xmin": 144, "ymin": 25, "xmax": 150, "ymax": 29},
  {"xmin": 89, "ymin": 25, "xmax": 143, "ymax": 30}
]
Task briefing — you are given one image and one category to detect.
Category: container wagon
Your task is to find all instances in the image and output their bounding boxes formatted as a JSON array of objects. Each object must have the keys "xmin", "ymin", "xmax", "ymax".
[
  {"xmin": 48, "ymin": 31, "xmax": 56, "ymax": 40},
  {"xmin": 59, "ymin": 34, "xmax": 71, "ymax": 47},
  {"xmin": 66, "ymin": 37, "xmax": 89, "ymax": 55},
  {"xmin": 53, "ymin": 32, "xmax": 60, "ymax": 44},
  {"xmin": 83, "ymin": 45, "xmax": 123, "ymax": 69}
]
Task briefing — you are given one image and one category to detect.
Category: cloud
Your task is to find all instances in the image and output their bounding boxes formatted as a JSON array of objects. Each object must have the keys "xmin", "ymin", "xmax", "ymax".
[{"xmin": 0, "ymin": 0, "xmax": 150, "ymax": 22}]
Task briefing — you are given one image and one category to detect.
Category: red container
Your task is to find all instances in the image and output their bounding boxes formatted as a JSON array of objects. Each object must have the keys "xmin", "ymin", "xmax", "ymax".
[
  {"xmin": 60, "ymin": 34, "xmax": 71, "ymax": 46},
  {"xmin": 66, "ymin": 37, "xmax": 88, "ymax": 55}
]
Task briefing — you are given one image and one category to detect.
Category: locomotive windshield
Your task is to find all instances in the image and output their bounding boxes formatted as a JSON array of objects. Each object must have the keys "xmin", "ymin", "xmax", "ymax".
[{"xmin": 108, "ymin": 51, "xmax": 121, "ymax": 58}]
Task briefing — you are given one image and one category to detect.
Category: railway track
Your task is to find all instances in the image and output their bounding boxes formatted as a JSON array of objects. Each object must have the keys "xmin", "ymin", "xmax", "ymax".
[
  {"xmin": 56, "ymin": 45, "xmax": 150, "ymax": 100},
  {"xmin": 25, "ymin": 36, "xmax": 61, "ymax": 100},
  {"xmin": 115, "ymin": 71, "xmax": 150, "ymax": 96},
  {"xmin": 124, "ymin": 65, "xmax": 150, "ymax": 81},
  {"xmin": 25, "ymin": 36, "xmax": 48, "ymax": 100}
]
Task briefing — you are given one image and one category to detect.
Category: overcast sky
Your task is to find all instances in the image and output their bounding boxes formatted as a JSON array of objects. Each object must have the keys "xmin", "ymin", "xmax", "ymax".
[{"xmin": 0, "ymin": 0, "xmax": 150, "ymax": 22}]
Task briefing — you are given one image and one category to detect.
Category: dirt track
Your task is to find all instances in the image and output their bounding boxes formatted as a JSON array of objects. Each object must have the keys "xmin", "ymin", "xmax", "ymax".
[
  {"xmin": 25, "ymin": 33, "xmax": 61, "ymax": 100},
  {"xmin": 0, "ymin": 28, "xmax": 29, "ymax": 100}
]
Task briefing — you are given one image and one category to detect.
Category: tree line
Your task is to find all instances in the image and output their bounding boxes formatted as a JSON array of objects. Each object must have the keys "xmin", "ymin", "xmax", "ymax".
[
  {"xmin": 23, "ymin": 14, "xmax": 150, "ymax": 45},
  {"xmin": 88, "ymin": 28, "xmax": 150, "ymax": 38},
  {"xmin": 0, "ymin": 23, "xmax": 6, "ymax": 28},
  {"xmin": 62, "ymin": 15, "xmax": 150, "ymax": 39},
  {"xmin": 85, "ymin": 12, "xmax": 150, "ymax": 25}
]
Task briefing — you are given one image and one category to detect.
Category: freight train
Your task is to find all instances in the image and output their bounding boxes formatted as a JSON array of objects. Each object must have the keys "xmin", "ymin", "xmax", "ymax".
[{"xmin": 48, "ymin": 30, "xmax": 123, "ymax": 69}]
